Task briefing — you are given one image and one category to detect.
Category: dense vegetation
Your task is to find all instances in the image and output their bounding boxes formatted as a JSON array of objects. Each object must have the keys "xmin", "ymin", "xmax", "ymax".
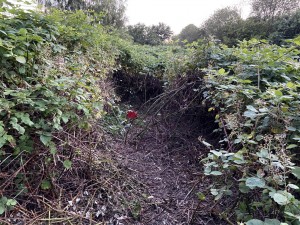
[
  {"xmin": 1, "ymin": 0, "xmax": 300, "ymax": 224},
  {"xmin": 199, "ymin": 39, "xmax": 300, "ymax": 224},
  {"xmin": 0, "ymin": 3, "xmax": 120, "ymax": 215}
]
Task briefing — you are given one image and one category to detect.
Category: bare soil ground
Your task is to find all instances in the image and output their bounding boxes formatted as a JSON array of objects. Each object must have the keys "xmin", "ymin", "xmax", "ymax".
[{"xmin": 110, "ymin": 110, "xmax": 225, "ymax": 225}]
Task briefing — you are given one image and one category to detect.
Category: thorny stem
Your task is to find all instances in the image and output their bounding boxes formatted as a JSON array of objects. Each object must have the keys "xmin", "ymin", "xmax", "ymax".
[
  {"xmin": 220, "ymin": 116, "xmax": 233, "ymax": 152},
  {"xmin": 257, "ymin": 67, "xmax": 260, "ymax": 90}
]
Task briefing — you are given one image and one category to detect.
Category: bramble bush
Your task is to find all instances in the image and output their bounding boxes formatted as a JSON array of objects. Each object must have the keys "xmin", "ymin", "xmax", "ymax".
[
  {"xmin": 0, "ymin": 2, "xmax": 121, "ymax": 214},
  {"xmin": 197, "ymin": 38, "xmax": 300, "ymax": 224}
]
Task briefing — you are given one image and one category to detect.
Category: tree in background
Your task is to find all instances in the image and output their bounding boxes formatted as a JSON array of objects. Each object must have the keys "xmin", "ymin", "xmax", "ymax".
[
  {"xmin": 176, "ymin": 24, "xmax": 203, "ymax": 44},
  {"xmin": 202, "ymin": 7, "xmax": 243, "ymax": 46},
  {"xmin": 250, "ymin": 0, "xmax": 300, "ymax": 21},
  {"xmin": 87, "ymin": 0, "xmax": 127, "ymax": 27},
  {"xmin": 238, "ymin": 17, "xmax": 270, "ymax": 41},
  {"xmin": 127, "ymin": 23, "xmax": 148, "ymax": 44},
  {"xmin": 128, "ymin": 23, "xmax": 173, "ymax": 45},
  {"xmin": 39, "ymin": 0, "xmax": 127, "ymax": 28},
  {"xmin": 149, "ymin": 23, "xmax": 173, "ymax": 45},
  {"xmin": 269, "ymin": 9, "xmax": 300, "ymax": 44},
  {"xmin": 197, "ymin": 3, "xmax": 300, "ymax": 46}
]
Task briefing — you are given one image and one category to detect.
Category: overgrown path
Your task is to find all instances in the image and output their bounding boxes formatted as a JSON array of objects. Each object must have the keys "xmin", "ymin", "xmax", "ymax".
[{"xmin": 112, "ymin": 109, "xmax": 224, "ymax": 225}]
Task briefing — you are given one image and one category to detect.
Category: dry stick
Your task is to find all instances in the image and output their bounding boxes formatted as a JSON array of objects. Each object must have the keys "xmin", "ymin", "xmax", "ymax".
[
  {"xmin": 0, "ymin": 219, "xmax": 13, "ymax": 225},
  {"xmin": 257, "ymin": 67, "xmax": 260, "ymax": 90},
  {"xmin": 219, "ymin": 213, "xmax": 235, "ymax": 225},
  {"xmin": 1, "ymin": 150, "xmax": 25, "ymax": 170},
  {"xmin": 179, "ymin": 180, "xmax": 201, "ymax": 206},
  {"xmin": 24, "ymin": 210, "xmax": 48, "ymax": 225},
  {"xmin": 188, "ymin": 200, "xmax": 202, "ymax": 224},
  {"xmin": 220, "ymin": 116, "xmax": 234, "ymax": 152},
  {"xmin": 144, "ymin": 82, "xmax": 188, "ymax": 115},
  {"xmin": 0, "ymin": 155, "xmax": 34, "ymax": 190},
  {"xmin": 135, "ymin": 84, "xmax": 192, "ymax": 139},
  {"xmin": 36, "ymin": 197, "xmax": 101, "ymax": 224}
]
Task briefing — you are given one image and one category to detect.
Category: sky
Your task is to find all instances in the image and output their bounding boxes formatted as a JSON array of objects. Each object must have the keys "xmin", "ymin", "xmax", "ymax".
[{"xmin": 126, "ymin": 0, "xmax": 251, "ymax": 34}]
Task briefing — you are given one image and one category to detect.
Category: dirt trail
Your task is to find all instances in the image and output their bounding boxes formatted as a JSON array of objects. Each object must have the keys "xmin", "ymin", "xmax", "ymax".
[{"xmin": 113, "ymin": 112, "xmax": 225, "ymax": 225}]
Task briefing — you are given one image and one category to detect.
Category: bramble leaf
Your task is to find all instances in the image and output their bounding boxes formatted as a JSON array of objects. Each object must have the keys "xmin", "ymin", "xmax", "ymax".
[
  {"xmin": 272, "ymin": 193, "xmax": 289, "ymax": 205},
  {"xmin": 63, "ymin": 160, "xmax": 72, "ymax": 169},
  {"xmin": 246, "ymin": 219, "xmax": 264, "ymax": 225},
  {"xmin": 245, "ymin": 177, "xmax": 265, "ymax": 189},
  {"xmin": 15, "ymin": 56, "xmax": 26, "ymax": 64},
  {"xmin": 40, "ymin": 134, "xmax": 52, "ymax": 146}
]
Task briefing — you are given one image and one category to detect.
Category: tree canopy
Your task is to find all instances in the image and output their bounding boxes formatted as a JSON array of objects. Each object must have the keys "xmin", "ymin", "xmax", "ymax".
[
  {"xmin": 128, "ymin": 22, "xmax": 173, "ymax": 45},
  {"xmin": 39, "ymin": 0, "xmax": 127, "ymax": 28},
  {"xmin": 250, "ymin": 0, "xmax": 300, "ymax": 21},
  {"xmin": 202, "ymin": 7, "xmax": 242, "ymax": 46},
  {"xmin": 177, "ymin": 24, "xmax": 203, "ymax": 44}
]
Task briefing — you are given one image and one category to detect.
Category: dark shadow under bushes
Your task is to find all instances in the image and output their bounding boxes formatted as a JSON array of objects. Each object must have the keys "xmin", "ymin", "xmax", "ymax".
[
  {"xmin": 112, "ymin": 70, "xmax": 164, "ymax": 105},
  {"xmin": 142, "ymin": 74, "xmax": 220, "ymax": 146}
]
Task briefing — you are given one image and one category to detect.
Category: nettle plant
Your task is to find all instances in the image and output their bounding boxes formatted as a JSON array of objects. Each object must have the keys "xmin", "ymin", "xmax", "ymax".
[{"xmin": 201, "ymin": 39, "xmax": 300, "ymax": 224}]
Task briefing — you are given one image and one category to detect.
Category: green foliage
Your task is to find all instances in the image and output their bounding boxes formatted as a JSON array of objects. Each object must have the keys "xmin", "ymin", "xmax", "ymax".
[
  {"xmin": 116, "ymin": 41, "xmax": 196, "ymax": 84},
  {"xmin": 176, "ymin": 24, "xmax": 203, "ymax": 44},
  {"xmin": 40, "ymin": 0, "xmax": 127, "ymax": 28},
  {"xmin": 195, "ymin": 4, "xmax": 300, "ymax": 46},
  {"xmin": 128, "ymin": 22, "xmax": 173, "ymax": 46},
  {"xmin": 200, "ymin": 38, "xmax": 300, "ymax": 223},
  {"xmin": 0, "ymin": 197, "xmax": 17, "ymax": 215},
  {"xmin": 202, "ymin": 7, "xmax": 243, "ymax": 46},
  {"xmin": 250, "ymin": 0, "xmax": 300, "ymax": 21},
  {"xmin": 0, "ymin": 3, "xmax": 120, "ymax": 215}
]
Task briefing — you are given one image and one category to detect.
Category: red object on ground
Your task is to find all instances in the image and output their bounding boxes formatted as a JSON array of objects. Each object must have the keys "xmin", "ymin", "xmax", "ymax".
[{"xmin": 126, "ymin": 110, "xmax": 138, "ymax": 120}]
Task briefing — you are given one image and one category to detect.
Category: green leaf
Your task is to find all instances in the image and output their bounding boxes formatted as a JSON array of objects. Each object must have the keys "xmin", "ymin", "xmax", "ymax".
[
  {"xmin": 246, "ymin": 105, "xmax": 258, "ymax": 112},
  {"xmin": 210, "ymin": 150, "xmax": 222, "ymax": 157},
  {"xmin": 19, "ymin": 66, "xmax": 26, "ymax": 74},
  {"xmin": 287, "ymin": 126, "xmax": 296, "ymax": 131},
  {"xmin": 244, "ymin": 110, "xmax": 257, "ymax": 119},
  {"xmin": 61, "ymin": 115, "xmax": 69, "ymax": 123},
  {"xmin": 272, "ymin": 193, "xmax": 289, "ymax": 205},
  {"xmin": 256, "ymin": 135, "xmax": 263, "ymax": 141},
  {"xmin": 15, "ymin": 56, "xmax": 26, "ymax": 64},
  {"xmin": 287, "ymin": 82, "xmax": 296, "ymax": 89},
  {"xmin": 0, "ymin": 204, "xmax": 4, "ymax": 215},
  {"xmin": 264, "ymin": 219, "xmax": 281, "ymax": 225},
  {"xmin": 10, "ymin": 117, "xmax": 25, "ymax": 134},
  {"xmin": 0, "ymin": 137, "xmax": 7, "ymax": 148},
  {"xmin": 245, "ymin": 177, "xmax": 265, "ymax": 189},
  {"xmin": 287, "ymin": 144, "xmax": 298, "ymax": 149},
  {"xmin": 6, "ymin": 199, "xmax": 17, "ymax": 206},
  {"xmin": 41, "ymin": 180, "xmax": 51, "ymax": 190},
  {"xmin": 274, "ymin": 90, "xmax": 283, "ymax": 97},
  {"xmin": 293, "ymin": 36, "xmax": 300, "ymax": 46},
  {"xmin": 49, "ymin": 144, "xmax": 57, "ymax": 155},
  {"xmin": 287, "ymin": 184, "xmax": 299, "ymax": 190},
  {"xmin": 246, "ymin": 219, "xmax": 264, "ymax": 225},
  {"xmin": 210, "ymin": 171, "xmax": 223, "ymax": 176},
  {"xmin": 18, "ymin": 28, "xmax": 27, "ymax": 35},
  {"xmin": 239, "ymin": 182, "xmax": 250, "ymax": 193},
  {"xmin": 210, "ymin": 189, "xmax": 218, "ymax": 196},
  {"xmin": 285, "ymin": 212, "xmax": 300, "ymax": 221},
  {"xmin": 15, "ymin": 113, "xmax": 34, "ymax": 126},
  {"xmin": 40, "ymin": 134, "xmax": 52, "ymax": 146},
  {"xmin": 291, "ymin": 167, "xmax": 300, "ymax": 179},
  {"xmin": 218, "ymin": 68, "xmax": 226, "ymax": 75},
  {"xmin": 196, "ymin": 192, "xmax": 206, "ymax": 201},
  {"xmin": 63, "ymin": 160, "xmax": 72, "ymax": 169}
]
